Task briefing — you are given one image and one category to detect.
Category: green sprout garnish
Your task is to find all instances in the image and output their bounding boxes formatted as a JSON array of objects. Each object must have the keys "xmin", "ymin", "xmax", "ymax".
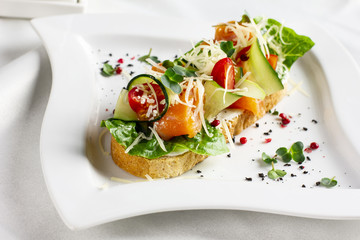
[
  {"xmin": 138, "ymin": 48, "xmax": 160, "ymax": 64},
  {"xmin": 220, "ymin": 41, "xmax": 235, "ymax": 57},
  {"xmin": 268, "ymin": 161, "xmax": 287, "ymax": 180},
  {"xmin": 276, "ymin": 141, "xmax": 305, "ymax": 163},
  {"xmin": 320, "ymin": 177, "xmax": 337, "ymax": 188}
]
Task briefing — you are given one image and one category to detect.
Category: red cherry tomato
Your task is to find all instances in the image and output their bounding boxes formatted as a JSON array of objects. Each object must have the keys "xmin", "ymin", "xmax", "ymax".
[
  {"xmin": 211, "ymin": 57, "xmax": 235, "ymax": 89},
  {"xmin": 128, "ymin": 83, "xmax": 166, "ymax": 121}
]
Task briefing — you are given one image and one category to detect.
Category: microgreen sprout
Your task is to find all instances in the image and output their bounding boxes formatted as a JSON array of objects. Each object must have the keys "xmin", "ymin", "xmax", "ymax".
[
  {"xmin": 276, "ymin": 141, "xmax": 305, "ymax": 163},
  {"xmin": 268, "ymin": 161, "xmax": 287, "ymax": 180},
  {"xmin": 102, "ymin": 63, "xmax": 116, "ymax": 76},
  {"xmin": 320, "ymin": 177, "xmax": 337, "ymax": 188},
  {"xmin": 161, "ymin": 65, "xmax": 197, "ymax": 94},
  {"xmin": 262, "ymin": 152, "xmax": 277, "ymax": 164},
  {"xmin": 138, "ymin": 48, "xmax": 160, "ymax": 64},
  {"xmin": 220, "ymin": 41, "xmax": 235, "ymax": 57}
]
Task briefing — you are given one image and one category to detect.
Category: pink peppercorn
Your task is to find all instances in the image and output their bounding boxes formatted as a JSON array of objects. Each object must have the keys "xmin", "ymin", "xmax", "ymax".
[
  {"xmin": 310, "ymin": 142, "xmax": 319, "ymax": 150},
  {"xmin": 240, "ymin": 137, "xmax": 247, "ymax": 144},
  {"xmin": 116, "ymin": 67, "xmax": 122, "ymax": 74},
  {"xmin": 117, "ymin": 58, "xmax": 124, "ymax": 64},
  {"xmin": 264, "ymin": 138, "xmax": 272, "ymax": 143}
]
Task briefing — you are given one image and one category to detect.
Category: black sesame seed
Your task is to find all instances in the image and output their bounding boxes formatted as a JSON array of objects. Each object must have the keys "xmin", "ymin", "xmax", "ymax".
[
  {"xmin": 303, "ymin": 127, "xmax": 308, "ymax": 131},
  {"xmin": 258, "ymin": 173, "xmax": 265, "ymax": 178},
  {"xmin": 245, "ymin": 177, "xmax": 252, "ymax": 181},
  {"xmin": 312, "ymin": 119, "xmax": 318, "ymax": 124},
  {"xmin": 291, "ymin": 174, "xmax": 297, "ymax": 177},
  {"xmin": 103, "ymin": 60, "xmax": 109, "ymax": 64},
  {"xmin": 264, "ymin": 132, "xmax": 270, "ymax": 136},
  {"xmin": 127, "ymin": 64, "xmax": 133, "ymax": 67},
  {"xmin": 129, "ymin": 71, "xmax": 135, "ymax": 76},
  {"xmin": 232, "ymin": 137, "xmax": 235, "ymax": 143},
  {"xmin": 303, "ymin": 171, "xmax": 308, "ymax": 174},
  {"xmin": 227, "ymin": 153, "xmax": 231, "ymax": 158},
  {"xmin": 196, "ymin": 170, "xmax": 202, "ymax": 174},
  {"xmin": 299, "ymin": 166, "xmax": 305, "ymax": 170},
  {"xmin": 302, "ymin": 184, "xmax": 306, "ymax": 188},
  {"xmin": 200, "ymin": 175, "xmax": 204, "ymax": 177},
  {"xmin": 109, "ymin": 53, "xmax": 112, "ymax": 57},
  {"xmin": 316, "ymin": 181, "xmax": 321, "ymax": 186},
  {"xmin": 284, "ymin": 163, "xmax": 291, "ymax": 167},
  {"xmin": 255, "ymin": 123, "xmax": 259, "ymax": 127}
]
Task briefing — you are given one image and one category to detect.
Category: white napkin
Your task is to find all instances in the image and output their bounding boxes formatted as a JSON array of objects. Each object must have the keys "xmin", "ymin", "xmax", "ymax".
[{"xmin": 0, "ymin": 0, "xmax": 87, "ymax": 19}]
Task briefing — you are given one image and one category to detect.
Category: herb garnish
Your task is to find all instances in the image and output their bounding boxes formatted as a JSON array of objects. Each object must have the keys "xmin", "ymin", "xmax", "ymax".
[
  {"xmin": 161, "ymin": 65, "xmax": 197, "ymax": 94},
  {"xmin": 138, "ymin": 48, "xmax": 160, "ymax": 64},
  {"xmin": 102, "ymin": 63, "xmax": 116, "ymax": 76},
  {"xmin": 320, "ymin": 177, "xmax": 337, "ymax": 188},
  {"xmin": 220, "ymin": 41, "xmax": 235, "ymax": 57},
  {"xmin": 276, "ymin": 141, "xmax": 305, "ymax": 163},
  {"xmin": 262, "ymin": 152, "xmax": 277, "ymax": 164},
  {"xmin": 268, "ymin": 161, "xmax": 287, "ymax": 180}
]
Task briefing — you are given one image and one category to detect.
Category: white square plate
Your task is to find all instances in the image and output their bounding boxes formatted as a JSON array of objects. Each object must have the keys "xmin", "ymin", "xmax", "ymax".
[{"xmin": 32, "ymin": 13, "xmax": 360, "ymax": 230}]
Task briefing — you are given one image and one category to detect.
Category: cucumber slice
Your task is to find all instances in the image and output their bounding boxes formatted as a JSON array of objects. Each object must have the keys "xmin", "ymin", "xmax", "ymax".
[
  {"xmin": 204, "ymin": 81, "xmax": 241, "ymax": 120},
  {"xmin": 235, "ymin": 80, "xmax": 266, "ymax": 99},
  {"xmin": 114, "ymin": 89, "xmax": 138, "ymax": 121},
  {"xmin": 113, "ymin": 74, "xmax": 169, "ymax": 122},
  {"xmin": 245, "ymin": 39, "xmax": 284, "ymax": 95}
]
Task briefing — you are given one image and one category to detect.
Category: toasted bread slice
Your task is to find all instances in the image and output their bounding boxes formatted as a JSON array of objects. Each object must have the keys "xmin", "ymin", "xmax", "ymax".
[{"xmin": 111, "ymin": 89, "xmax": 286, "ymax": 179}]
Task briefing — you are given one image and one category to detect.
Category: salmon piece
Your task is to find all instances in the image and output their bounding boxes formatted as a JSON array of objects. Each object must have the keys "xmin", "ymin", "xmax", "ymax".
[
  {"xmin": 154, "ymin": 86, "xmax": 202, "ymax": 141},
  {"xmin": 229, "ymin": 96, "xmax": 265, "ymax": 117}
]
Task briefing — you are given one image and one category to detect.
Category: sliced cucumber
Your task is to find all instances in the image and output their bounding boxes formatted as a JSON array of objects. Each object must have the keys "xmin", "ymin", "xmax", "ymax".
[
  {"xmin": 204, "ymin": 81, "xmax": 241, "ymax": 120},
  {"xmin": 113, "ymin": 74, "xmax": 169, "ymax": 122},
  {"xmin": 235, "ymin": 80, "xmax": 266, "ymax": 99},
  {"xmin": 244, "ymin": 39, "xmax": 284, "ymax": 95},
  {"xmin": 127, "ymin": 74, "xmax": 157, "ymax": 90},
  {"xmin": 113, "ymin": 89, "xmax": 138, "ymax": 121}
]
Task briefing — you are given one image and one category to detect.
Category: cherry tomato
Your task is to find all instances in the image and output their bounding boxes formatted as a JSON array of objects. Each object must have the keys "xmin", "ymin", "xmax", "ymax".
[
  {"xmin": 128, "ymin": 83, "xmax": 166, "ymax": 121},
  {"xmin": 211, "ymin": 57, "xmax": 235, "ymax": 89}
]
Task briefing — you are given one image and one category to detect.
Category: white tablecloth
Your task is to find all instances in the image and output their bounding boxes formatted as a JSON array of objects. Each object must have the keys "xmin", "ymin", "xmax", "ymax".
[{"xmin": 1, "ymin": 0, "xmax": 360, "ymax": 239}]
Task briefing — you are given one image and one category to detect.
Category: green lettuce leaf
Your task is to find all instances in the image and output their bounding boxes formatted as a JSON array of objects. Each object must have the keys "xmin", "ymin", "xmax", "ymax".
[
  {"xmin": 261, "ymin": 18, "xmax": 315, "ymax": 69},
  {"xmin": 101, "ymin": 119, "xmax": 229, "ymax": 159}
]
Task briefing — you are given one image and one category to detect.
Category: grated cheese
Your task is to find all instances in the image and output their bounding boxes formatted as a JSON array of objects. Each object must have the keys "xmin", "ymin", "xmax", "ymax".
[
  {"xmin": 148, "ymin": 126, "xmax": 167, "ymax": 152},
  {"xmin": 221, "ymin": 119, "xmax": 235, "ymax": 149},
  {"xmin": 145, "ymin": 174, "xmax": 154, "ymax": 181},
  {"xmin": 125, "ymin": 132, "xmax": 145, "ymax": 153},
  {"xmin": 146, "ymin": 58, "xmax": 167, "ymax": 72},
  {"xmin": 234, "ymin": 71, "xmax": 251, "ymax": 88}
]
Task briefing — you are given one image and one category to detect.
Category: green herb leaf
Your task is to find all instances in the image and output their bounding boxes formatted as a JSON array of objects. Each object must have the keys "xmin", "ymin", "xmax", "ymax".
[
  {"xmin": 162, "ymin": 60, "xmax": 175, "ymax": 69},
  {"xmin": 320, "ymin": 177, "xmax": 337, "ymax": 188},
  {"xmin": 102, "ymin": 63, "xmax": 115, "ymax": 76},
  {"xmin": 262, "ymin": 152, "xmax": 277, "ymax": 164},
  {"xmin": 290, "ymin": 141, "xmax": 305, "ymax": 163},
  {"xmin": 161, "ymin": 75, "xmax": 182, "ymax": 94},
  {"xmin": 138, "ymin": 48, "xmax": 160, "ymax": 64},
  {"xmin": 276, "ymin": 147, "xmax": 292, "ymax": 162},
  {"xmin": 272, "ymin": 109, "xmax": 279, "ymax": 115},
  {"xmin": 220, "ymin": 41, "xmax": 235, "ymax": 57},
  {"xmin": 268, "ymin": 163, "xmax": 287, "ymax": 180}
]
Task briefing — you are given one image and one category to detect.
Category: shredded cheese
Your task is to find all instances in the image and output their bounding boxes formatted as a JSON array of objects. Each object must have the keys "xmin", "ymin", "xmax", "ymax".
[
  {"xmin": 146, "ymin": 58, "xmax": 166, "ymax": 72},
  {"xmin": 221, "ymin": 120, "xmax": 235, "ymax": 149},
  {"xmin": 145, "ymin": 174, "xmax": 154, "ymax": 181},
  {"xmin": 125, "ymin": 132, "xmax": 145, "ymax": 153},
  {"xmin": 148, "ymin": 126, "xmax": 167, "ymax": 152}
]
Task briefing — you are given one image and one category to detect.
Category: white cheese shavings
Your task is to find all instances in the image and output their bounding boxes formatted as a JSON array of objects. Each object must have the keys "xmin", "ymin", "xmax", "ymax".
[
  {"xmin": 234, "ymin": 71, "xmax": 251, "ymax": 88},
  {"xmin": 145, "ymin": 174, "xmax": 154, "ymax": 181},
  {"xmin": 146, "ymin": 58, "xmax": 166, "ymax": 72},
  {"xmin": 110, "ymin": 177, "xmax": 136, "ymax": 183},
  {"xmin": 148, "ymin": 126, "xmax": 167, "ymax": 152},
  {"xmin": 125, "ymin": 132, "xmax": 145, "ymax": 153},
  {"xmin": 181, "ymin": 39, "xmax": 227, "ymax": 75},
  {"xmin": 287, "ymin": 78, "xmax": 309, "ymax": 97},
  {"xmin": 221, "ymin": 119, "xmax": 235, "ymax": 149}
]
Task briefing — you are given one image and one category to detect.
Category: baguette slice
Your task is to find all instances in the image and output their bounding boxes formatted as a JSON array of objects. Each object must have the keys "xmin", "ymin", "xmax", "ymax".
[{"xmin": 111, "ymin": 89, "xmax": 286, "ymax": 179}]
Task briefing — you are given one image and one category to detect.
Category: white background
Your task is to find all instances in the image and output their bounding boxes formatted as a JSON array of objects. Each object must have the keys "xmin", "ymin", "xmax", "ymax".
[{"xmin": 1, "ymin": 0, "xmax": 360, "ymax": 239}]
